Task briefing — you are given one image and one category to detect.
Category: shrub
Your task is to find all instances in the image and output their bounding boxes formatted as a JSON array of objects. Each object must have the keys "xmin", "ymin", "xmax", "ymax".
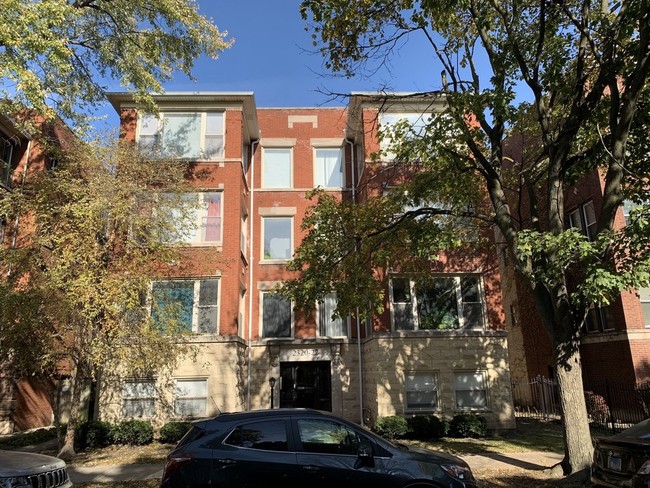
[
  {"xmin": 0, "ymin": 427, "xmax": 58, "ymax": 449},
  {"xmin": 112, "ymin": 420, "xmax": 154, "ymax": 446},
  {"xmin": 448, "ymin": 413, "xmax": 487, "ymax": 438},
  {"xmin": 406, "ymin": 415, "xmax": 448, "ymax": 440},
  {"xmin": 75, "ymin": 421, "xmax": 114, "ymax": 449},
  {"xmin": 373, "ymin": 416, "xmax": 410, "ymax": 440},
  {"xmin": 159, "ymin": 421, "xmax": 193, "ymax": 444},
  {"xmin": 585, "ymin": 391, "xmax": 610, "ymax": 424}
]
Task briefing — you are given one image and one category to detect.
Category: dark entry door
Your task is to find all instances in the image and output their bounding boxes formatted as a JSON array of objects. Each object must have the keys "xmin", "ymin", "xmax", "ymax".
[{"xmin": 280, "ymin": 361, "xmax": 331, "ymax": 411}]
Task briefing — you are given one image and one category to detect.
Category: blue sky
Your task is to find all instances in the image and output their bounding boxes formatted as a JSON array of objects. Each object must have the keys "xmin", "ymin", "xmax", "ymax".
[{"xmin": 101, "ymin": 1, "xmax": 443, "ymax": 118}]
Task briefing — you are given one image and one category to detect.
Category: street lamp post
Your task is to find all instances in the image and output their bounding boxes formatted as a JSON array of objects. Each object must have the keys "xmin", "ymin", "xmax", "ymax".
[{"xmin": 269, "ymin": 377, "xmax": 276, "ymax": 409}]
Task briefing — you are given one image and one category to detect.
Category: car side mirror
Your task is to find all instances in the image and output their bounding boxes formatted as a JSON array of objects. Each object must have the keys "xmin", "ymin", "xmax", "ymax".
[{"xmin": 358, "ymin": 444, "xmax": 373, "ymax": 458}]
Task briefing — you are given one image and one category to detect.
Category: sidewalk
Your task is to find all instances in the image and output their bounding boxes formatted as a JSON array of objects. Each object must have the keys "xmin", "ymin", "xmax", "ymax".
[{"xmin": 66, "ymin": 451, "xmax": 564, "ymax": 483}]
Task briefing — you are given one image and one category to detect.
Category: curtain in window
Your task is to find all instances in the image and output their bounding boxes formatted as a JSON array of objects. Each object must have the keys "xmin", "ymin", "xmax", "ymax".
[
  {"xmin": 455, "ymin": 373, "xmax": 487, "ymax": 409},
  {"xmin": 174, "ymin": 380, "xmax": 207, "ymax": 417},
  {"xmin": 315, "ymin": 148, "xmax": 342, "ymax": 187},
  {"xmin": 152, "ymin": 281, "xmax": 194, "ymax": 331},
  {"xmin": 123, "ymin": 381, "xmax": 156, "ymax": 418},
  {"xmin": 262, "ymin": 294, "xmax": 291, "ymax": 337},
  {"xmin": 406, "ymin": 373, "xmax": 438, "ymax": 411},
  {"xmin": 163, "ymin": 113, "xmax": 201, "ymax": 158},
  {"xmin": 319, "ymin": 293, "xmax": 346, "ymax": 336},
  {"xmin": 202, "ymin": 193, "xmax": 222, "ymax": 242},
  {"xmin": 263, "ymin": 148, "xmax": 291, "ymax": 188}
]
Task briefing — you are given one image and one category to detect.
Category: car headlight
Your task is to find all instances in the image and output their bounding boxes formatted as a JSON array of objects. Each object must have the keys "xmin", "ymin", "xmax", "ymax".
[
  {"xmin": 0, "ymin": 477, "xmax": 30, "ymax": 488},
  {"xmin": 441, "ymin": 463, "xmax": 473, "ymax": 481}
]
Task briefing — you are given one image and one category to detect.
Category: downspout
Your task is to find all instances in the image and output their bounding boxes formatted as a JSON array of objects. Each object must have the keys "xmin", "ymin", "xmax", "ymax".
[
  {"xmin": 246, "ymin": 139, "xmax": 259, "ymax": 411},
  {"xmin": 345, "ymin": 134, "xmax": 364, "ymax": 425}
]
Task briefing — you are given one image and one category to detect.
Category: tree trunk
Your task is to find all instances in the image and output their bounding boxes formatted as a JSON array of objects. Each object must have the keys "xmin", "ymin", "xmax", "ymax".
[
  {"xmin": 554, "ymin": 341, "xmax": 594, "ymax": 474},
  {"xmin": 57, "ymin": 371, "xmax": 80, "ymax": 460}
]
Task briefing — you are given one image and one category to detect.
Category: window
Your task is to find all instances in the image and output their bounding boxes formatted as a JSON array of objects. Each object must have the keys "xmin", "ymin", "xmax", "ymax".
[
  {"xmin": 314, "ymin": 148, "xmax": 343, "ymax": 188},
  {"xmin": 262, "ymin": 217, "xmax": 292, "ymax": 260},
  {"xmin": 390, "ymin": 275, "xmax": 486, "ymax": 331},
  {"xmin": 262, "ymin": 292, "xmax": 292, "ymax": 338},
  {"xmin": 151, "ymin": 279, "xmax": 219, "ymax": 333},
  {"xmin": 640, "ymin": 287, "xmax": 650, "ymax": 328},
  {"xmin": 263, "ymin": 148, "xmax": 292, "ymax": 188},
  {"xmin": 174, "ymin": 379, "xmax": 207, "ymax": 418},
  {"xmin": 240, "ymin": 212, "xmax": 248, "ymax": 255},
  {"xmin": 455, "ymin": 372, "xmax": 487, "ymax": 409},
  {"xmin": 297, "ymin": 419, "xmax": 362, "ymax": 455},
  {"xmin": 0, "ymin": 136, "xmax": 14, "ymax": 187},
  {"xmin": 405, "ymin": 372, "xmax": 438, "ymax": 412},
  {"xmin": 584, "ymin": 305, "xmax": 613, "ymax": 333},
  {"xmin": 224, "ymin": 420, "xmax": 288, "ymax": 451},
  {"xmin": 318, "ymin": 292, "xmax": 347, "ymax": 337},
  {"xmin": 165, "ymin": 192, "xmax": 222, "ymax": 244},
  {"xmin": 122, "ymin": 380, "xmax": 156, "ymax": 418},
  {"xmin": 379, "ymin": 112, "xmax": 431, "ymax": 160},
  {"xmin": 567, "ymin": 201, "xmax": 597, "ymax": 240},
  {"xmin": 138, "ymin": 112, "xmax": 224, "ymax": 159}
]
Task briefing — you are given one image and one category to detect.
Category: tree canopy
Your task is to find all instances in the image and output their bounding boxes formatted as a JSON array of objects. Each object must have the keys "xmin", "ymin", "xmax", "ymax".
[
  {"xmin": 295, "ymin": 0, "xmax": 650, "ymax": 474},
  {"xmin": 0, "ymin": 135, "xmax": 205, "ymax": 457},
  {"xmin": 0, "ymin": 0, "xmax": 230, "ymax": 128}
]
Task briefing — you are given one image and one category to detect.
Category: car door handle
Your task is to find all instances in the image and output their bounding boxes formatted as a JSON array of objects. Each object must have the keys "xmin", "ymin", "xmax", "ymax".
[
  {"xmin": 217, "ymin": 458, "xmax": 237, "ymax": 465},
  {"xmin": 302, "ymin": 465, "xmax": 320, "ymax": 471}
]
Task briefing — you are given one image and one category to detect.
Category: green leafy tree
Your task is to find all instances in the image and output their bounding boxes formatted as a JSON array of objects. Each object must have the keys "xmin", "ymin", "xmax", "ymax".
[
  {"xmin": 292, "ymin": 0, "xmax": 650, "ymax": 474},
  {"xmin": 0, "ymin": 136, "xmax": 203, "ymax": 459},
  {"xmin": 0, "ymin": 0, "xmax": 230, "ymax": 128}
]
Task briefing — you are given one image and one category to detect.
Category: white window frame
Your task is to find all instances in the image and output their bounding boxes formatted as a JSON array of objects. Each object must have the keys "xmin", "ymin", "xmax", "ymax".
[
  {"xmin": 174, "ymin": 379, "xmax": 208, "ymax": 418},
  {"xmin": 262, "ymin": 216, "xmax": 293, "ymax": 262},
  {"xmin": 317, "ymin": 292, "xmax": 348, "ymax": 338},
  {"xmin": 262, "ymin": 147, "xmax": 293, "ymax": 189},
  {"xmin": 122, "ymin": 380, "xmax": 156, "ymax": 419},
  {"xmin": 405, "ymin": 372, "xmax": 439, "ymax": 412},
  {"xmin": 260, "ymin": 291, "xmax": 293, "ymax": 339},
  {"xmin": 137, "ymin": 111, "xmax": 225, "ymax": 160},
  {"xmin": 568, "ymin": 201, "xmax": 597, "ymax": 240},
  {"xmin": 314, "ymin": 147, "xmax": 343, "ymax": 188},
  {"xmin": 389, "ymin": 275, "xmax": 486, "ymax": 331},
  {"xmin": 454, "ymin": 372, "xmax": 488, "ymax": 410},
  {"xmin": 150, "ymin": 278, "xmax": 220, "ymax": 334}
]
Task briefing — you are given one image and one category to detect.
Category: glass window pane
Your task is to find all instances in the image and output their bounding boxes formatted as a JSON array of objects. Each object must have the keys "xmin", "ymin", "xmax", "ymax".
[
  {"xmin": 406, "ymin": 373, "xmax": 437, "ymax": 411},
  {"xmin": 225, "ymin": 421, "xmax": 288, "ymax": 451},
  {"xmin": 263, "ymin": 218, "xmax": 292, "ymax": 259},
  {"xmin": 392, "ymin": 278, "xmax": 411, "ymax": 303},
  {"xmin": 643, "ymin": 302, "xmax": 650, "ymax": 327},
  {"xmin": 199, "ymin": 280, "xmax": 218, "ymax": 306},
  {"xmin": 174, "ymin": 380, "xmax": 207, "ymax": 417},
  {"xmin": 163, "ymin": 114, "xmax": 201, "ymax": 158},
  {"xmin": 416, "ymin": 278, "xmax": 459, "ymax": 330},
  {"xmin": 319, "ymin": 292, "xmax": 346, "ymax": 337},
  {"xmin": 455, "ymin": 373, "xmax": 487, "ymax": 409},
  {"xmin": 315, "ymin": 148, "xmax": 342, "ymax": 187},
  {"xmin": 262, "ymin": 294, "xmax": 291, "ymax": 338},
  {"xmin": 264, "ymin": 148, "xmax": 292, "ymax": 188},
  {"xmin": 297, "ymin": 419, "xmax": 359, "ymax": 455},
  {"xmin": 152, "ymin": 281, "xmax": 194, "ymax": 331}
]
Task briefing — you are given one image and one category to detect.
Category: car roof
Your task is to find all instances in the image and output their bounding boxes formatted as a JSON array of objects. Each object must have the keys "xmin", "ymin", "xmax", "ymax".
[{"xmin": 208, "ymin": 408, "xmax": 334, "ymax": 423}]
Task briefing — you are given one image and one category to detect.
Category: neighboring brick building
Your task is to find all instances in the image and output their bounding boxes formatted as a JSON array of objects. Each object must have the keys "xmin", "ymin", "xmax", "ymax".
[
  {"xmin": 0, "ymin": 113, "xmax": 73, "ymax": 434},
  {"xmin": 101, "ymin": 92, "xmax": 515, "ymax": 430},
  {"xmin": 501, "ymin": 163, "xmax": 650, "ymax": 392}
]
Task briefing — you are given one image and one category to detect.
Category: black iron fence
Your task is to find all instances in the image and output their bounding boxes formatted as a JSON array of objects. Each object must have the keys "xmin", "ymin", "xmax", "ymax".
[{"xmin": 511, "ymin": 376, "xmax": 650, "ymax": 435}]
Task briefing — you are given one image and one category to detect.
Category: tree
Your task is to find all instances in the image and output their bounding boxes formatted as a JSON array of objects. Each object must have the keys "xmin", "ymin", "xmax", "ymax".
[
  {"xmin": 292, "ymin": 0, "xmax": 650, "ymax": 475},
  {"xmin": 0, "ymin": 0, "xmax": 230, "ymax": 129},
  {"xmin": 0, "ymin": 134, "xmax": 204, "ymax": 459}
]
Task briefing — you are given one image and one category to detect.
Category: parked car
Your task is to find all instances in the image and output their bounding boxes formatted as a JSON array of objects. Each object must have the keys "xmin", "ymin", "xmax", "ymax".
[
  {"xmin": 160, "ymin": 408, "xmax": 476, "ymax": 488},
  {"xmin": 0, "ymin": 449, "xmax": 72, "ymax": 488},
  {"xmin": 592, "ymin": 418, "xmax": 650, "ymax": 487}
]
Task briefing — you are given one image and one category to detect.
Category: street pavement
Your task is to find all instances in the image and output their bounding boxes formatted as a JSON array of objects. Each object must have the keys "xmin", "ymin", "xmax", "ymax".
[{"xmin": 66, "ymin": 451, "xmax": 565, "ymax": 483}]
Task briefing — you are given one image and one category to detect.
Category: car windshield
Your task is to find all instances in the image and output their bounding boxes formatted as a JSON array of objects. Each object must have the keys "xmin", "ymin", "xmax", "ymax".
[{"xmin": 620, "ymin": 419, "xmax": 650, "ymax": 439}]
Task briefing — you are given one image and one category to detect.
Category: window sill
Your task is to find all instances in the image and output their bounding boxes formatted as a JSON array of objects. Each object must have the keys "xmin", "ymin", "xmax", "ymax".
[{"xmin": 260, "ymin": 259, "xmax": 291, "ymax": 265}]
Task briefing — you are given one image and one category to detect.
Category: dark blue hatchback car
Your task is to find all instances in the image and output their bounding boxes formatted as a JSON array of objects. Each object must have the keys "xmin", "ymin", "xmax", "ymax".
[{"xmin": 160, "ymin": 409, "xmax": 476, "ymax": 488}]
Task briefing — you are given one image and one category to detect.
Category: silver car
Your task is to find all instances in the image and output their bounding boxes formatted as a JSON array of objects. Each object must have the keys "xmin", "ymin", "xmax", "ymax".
[{"xmin": 0, "ymin": 449, "xmax": 72, "ymax": 488}]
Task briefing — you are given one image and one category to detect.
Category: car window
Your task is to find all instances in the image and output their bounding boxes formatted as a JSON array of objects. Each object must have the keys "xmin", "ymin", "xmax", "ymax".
[
  {"xmin": 177, "ymin": 426, "xmax": 206, "ymax": 448},
  {"xmin": 297, "ymin": 419, "xmax": 361, "ymax": 455},
  {"xmin": 223, "ymin": 420, "xmax": 289, "ymax": 451}
]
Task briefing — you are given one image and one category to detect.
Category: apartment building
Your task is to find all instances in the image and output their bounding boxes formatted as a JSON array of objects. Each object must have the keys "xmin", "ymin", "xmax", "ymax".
[{"xmin": 102, "ymin": 92, "xmax": 516, "ymax": 430}]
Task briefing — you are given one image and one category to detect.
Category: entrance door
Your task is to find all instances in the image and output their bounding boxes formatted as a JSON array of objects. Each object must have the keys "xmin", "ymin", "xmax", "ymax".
[{"xmin": 279, "ymin": 361, "xmax": 331, "ymax": 411}]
